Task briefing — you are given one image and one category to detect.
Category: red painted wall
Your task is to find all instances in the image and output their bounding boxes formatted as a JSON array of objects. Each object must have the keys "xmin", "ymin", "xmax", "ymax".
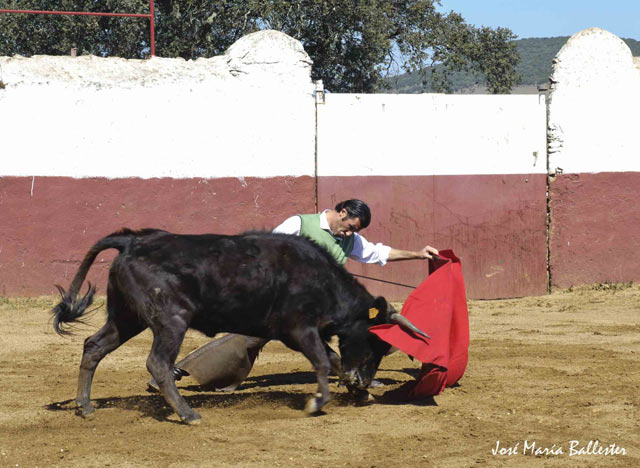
[
  {"xmin": 319, "ymin": 174, "xmax": 548, "ymax": 300},
  {"xmin": 10, "ymin": 172, "xmax": 639, "ymax": 299},
  {"xmin": 549, "ymin": 172, "xmax": 640, "ymax": 288},
  {"xmin": 0, "ymin": 176, "xmax": 315, "ymax": 296}
]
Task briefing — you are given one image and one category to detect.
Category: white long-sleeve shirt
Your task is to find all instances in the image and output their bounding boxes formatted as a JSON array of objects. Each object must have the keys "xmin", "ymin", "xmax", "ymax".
[{"xmin": 272, "ymin": 210, "xmax": 392, "ymax": 266}]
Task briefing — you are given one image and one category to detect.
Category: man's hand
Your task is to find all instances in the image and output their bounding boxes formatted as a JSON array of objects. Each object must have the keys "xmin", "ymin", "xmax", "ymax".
[{"xmin": 418, "ymin": 245, "xmax": 439, "ymax": 260}]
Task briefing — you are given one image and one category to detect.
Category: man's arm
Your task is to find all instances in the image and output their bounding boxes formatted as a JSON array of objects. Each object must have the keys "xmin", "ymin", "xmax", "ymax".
[
  {"xmin": 387, "ymin": 245, "xmax": 439, "ymax": 262},
  {"xmin": 272, "ymin": 215, "xmax": 302, "ymax": 235},
  {"xmin": 350, "ymin": 234, "xmax": 392, "ymax": 265},
  {"xmin": 351, "ymin": 235, "xmax": 438, "ymax": 265}
]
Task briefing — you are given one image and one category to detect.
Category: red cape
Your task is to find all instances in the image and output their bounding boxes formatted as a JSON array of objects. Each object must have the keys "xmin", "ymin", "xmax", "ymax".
[{"xmin": 369, "ymin": 250, "xmax": 469, "ymax": 399}]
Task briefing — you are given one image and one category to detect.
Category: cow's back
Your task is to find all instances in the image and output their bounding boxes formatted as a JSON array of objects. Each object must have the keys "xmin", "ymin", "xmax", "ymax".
[{"xmin": 108, "ymin": 231, "xmax": 365, "ymax": 338}]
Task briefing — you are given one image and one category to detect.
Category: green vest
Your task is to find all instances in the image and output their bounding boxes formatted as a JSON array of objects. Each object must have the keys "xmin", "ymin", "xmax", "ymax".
[{"xmin": 298, "ymin": 213, "xmax": 355, "ymax": 265}]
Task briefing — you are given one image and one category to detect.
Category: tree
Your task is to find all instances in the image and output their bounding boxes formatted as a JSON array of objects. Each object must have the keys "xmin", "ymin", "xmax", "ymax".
[
  {"xmin": 0, "ymin": 0, "xmax": 520, "ymax": 93},
  {"xmin": 0, "ymin": 1, "xmax": 151, "ymax": 57}
]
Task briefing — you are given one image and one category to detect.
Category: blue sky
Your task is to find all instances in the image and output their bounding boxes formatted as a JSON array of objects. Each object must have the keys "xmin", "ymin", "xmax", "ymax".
[{"xmin": 437, "ymin": 0, "xmax": 640, "ymax": 40}]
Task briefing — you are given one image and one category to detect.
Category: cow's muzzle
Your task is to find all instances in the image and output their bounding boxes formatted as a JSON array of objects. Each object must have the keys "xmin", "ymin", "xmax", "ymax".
[{"xmin": 343, "ymin": 369, "xmax": 369, "ymax": 390}]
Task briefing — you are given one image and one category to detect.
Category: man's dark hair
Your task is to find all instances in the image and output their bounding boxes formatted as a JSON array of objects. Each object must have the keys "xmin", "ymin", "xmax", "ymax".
[{"xmin": 335, "ymin": 199, "xmax": 371, "ymax": 229}]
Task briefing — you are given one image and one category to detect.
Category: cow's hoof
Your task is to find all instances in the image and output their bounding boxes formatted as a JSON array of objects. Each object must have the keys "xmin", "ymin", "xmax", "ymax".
[
  {"xmin": 352, "ymin": 389, "xmax": 375, "ymax": 405},
  {"xmin": 305, "ymin": 393, "xmax": 324, "ymax": 415},
  {"xmin": 181, "ymin": 412, "xmax": 201, "ymax": 426},
  {"xmin": 369, "ymin": 379, "xmax": 384, "ymax": 388},
  {"xmin": 75, "ymin": 403, "xmax": 96, "ymax": 418},
  {"xmin": 147, "ymin": 378, "xmax": 160, "ymax": 393}
]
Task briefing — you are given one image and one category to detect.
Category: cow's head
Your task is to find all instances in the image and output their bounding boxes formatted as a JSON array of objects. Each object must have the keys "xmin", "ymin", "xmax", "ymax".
[{"xmin": 338, "ymin": 296, "xmax": 427, "ymax": 390}]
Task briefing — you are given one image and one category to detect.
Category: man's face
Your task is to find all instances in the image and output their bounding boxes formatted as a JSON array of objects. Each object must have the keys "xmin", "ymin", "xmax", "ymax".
[{"xmin": 334, "ymin": 209, "xmax": 362, "ymax": 238}]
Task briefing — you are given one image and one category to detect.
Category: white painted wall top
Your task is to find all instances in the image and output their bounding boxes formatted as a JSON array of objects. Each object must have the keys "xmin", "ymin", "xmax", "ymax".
[
  {"xmin": 548, "ymin": 28, "xmax": 640, "ymax": 174},
  {"xmin": 0, "ymin": 30, "xmax": 316, "ymax": 179},
  {"xmin": 317, "ymin": 93, "xmax": 547, "ymax": 176}
]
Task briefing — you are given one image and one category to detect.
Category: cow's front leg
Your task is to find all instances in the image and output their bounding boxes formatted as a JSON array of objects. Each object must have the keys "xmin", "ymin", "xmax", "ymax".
[
  {"xmin": 324, "ymin": 343, "xmax": 345, "ymax": 380},
  {"xmin": 294, "ymin": 329, "xmax": 331, "ymax": 414}
]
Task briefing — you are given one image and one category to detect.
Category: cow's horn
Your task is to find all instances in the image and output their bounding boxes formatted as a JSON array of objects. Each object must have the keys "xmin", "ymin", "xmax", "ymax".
[{"xmin": 390, "ymin": 313, "xmax": 430, "ymax": 339}]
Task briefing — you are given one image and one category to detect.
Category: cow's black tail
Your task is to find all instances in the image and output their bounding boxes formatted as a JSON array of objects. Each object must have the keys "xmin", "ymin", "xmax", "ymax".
[{"xmin": 51, "ymin": 229, "xmax": 135, "ymax": 335}]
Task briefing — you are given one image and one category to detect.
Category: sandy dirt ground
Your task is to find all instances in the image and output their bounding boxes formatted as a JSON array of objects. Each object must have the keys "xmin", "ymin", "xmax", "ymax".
[{"xmin": 1, "ymin": 285, "xmax": 638, "ymax": 468}]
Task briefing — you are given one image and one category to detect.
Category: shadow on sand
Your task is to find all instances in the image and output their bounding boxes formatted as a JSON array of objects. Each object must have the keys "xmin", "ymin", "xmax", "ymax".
[{"xmin": 45, "ymin": 367, "xmax": 432, "ymax": 422}]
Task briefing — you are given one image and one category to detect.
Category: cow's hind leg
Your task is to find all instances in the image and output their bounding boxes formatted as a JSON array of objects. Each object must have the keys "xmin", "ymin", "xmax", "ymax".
[
  {"xmin": 146, "ymin": 322, "xmax": 200, "ymax": 425},
  {"xmin": 76, "ymin": 317, "xmax": 145, "ymax": 417}
]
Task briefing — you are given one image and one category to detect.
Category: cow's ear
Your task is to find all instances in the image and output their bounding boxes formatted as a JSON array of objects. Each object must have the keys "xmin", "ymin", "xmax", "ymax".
[{"xmin": 368, "ymin": 296, "xmax": 389, "ymax": 322}]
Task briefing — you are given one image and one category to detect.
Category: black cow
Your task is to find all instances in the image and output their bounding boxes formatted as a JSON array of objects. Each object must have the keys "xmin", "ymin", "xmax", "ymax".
[{"xmin": 52, "ymin": 228, "xmax": 427, "ymax": 424}]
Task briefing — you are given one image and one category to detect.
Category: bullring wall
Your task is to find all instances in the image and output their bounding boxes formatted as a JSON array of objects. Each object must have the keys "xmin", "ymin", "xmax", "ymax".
[
  {"xmin": 1, "ymin": 28, "xmax": 638, "ymax": 299},
  {"xmin": 316, "ymin": 94, "xmax": 547, "ymax": 299},
  {"xmin": 547, "ymin": 28, "xmax": 640, "ymax": 289},
  {"xmin": 0, "ymin": 31, "xmax": 317, "ymax": 295}
]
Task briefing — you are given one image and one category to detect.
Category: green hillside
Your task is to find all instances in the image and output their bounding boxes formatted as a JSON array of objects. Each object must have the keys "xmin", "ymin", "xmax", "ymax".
[{"xmin": 388, "ymin": 36, "xmax": 640, "ymax": 94}]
